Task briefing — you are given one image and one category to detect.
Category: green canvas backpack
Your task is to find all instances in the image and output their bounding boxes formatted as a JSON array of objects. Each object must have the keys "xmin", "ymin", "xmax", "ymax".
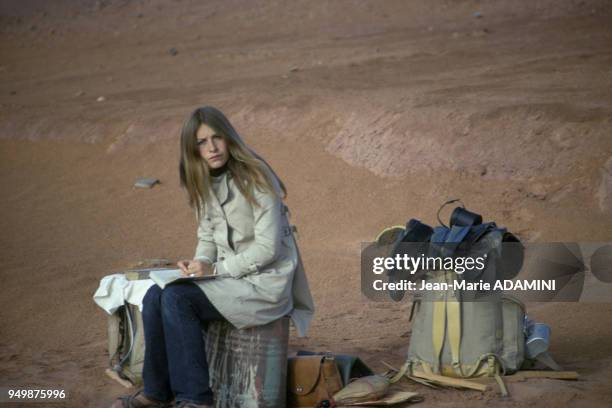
[
  {"xmin": 387, "ymin": 203, "xmax": 526, "ymax": 396},
  {"xmin": 398, "ymin": 272, "xmax": 525, "ymax": 396},
  {"xmin": 106, "ymin": 269, "xmax": 153, "ymax": 386}
]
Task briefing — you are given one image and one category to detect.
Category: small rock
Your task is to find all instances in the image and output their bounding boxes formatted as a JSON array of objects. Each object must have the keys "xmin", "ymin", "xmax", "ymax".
[
  {"xmin": 74, "ymin": 90, "xmax": 84, "ymax": 97},
  {"xmin": 9, "ymin": 91, "xmax": 17, "ymax": 95},
  {"xmin": 134, "ymin": 178, "xmax": 160, "ymax": 189},
  {"xmin": 281, "ymin": 74, "xmax": 289, "ymax": 79},
  {"xmin": 527, "ymin": 183, "xmax": 547, "ymax": 200},
  {"xmin": 551, "ymin": 126, "xmax": 577, "ymax": 150},
  {"xmin": 478, "ymin": 165, "xmax": 488, "ymax": 176},
  {"xmin": 106, "ymin": 76, "xmax": 114, "ymax": 83},
  {"xmin": 136, "ymin": 12, "xmax": 144, "ymax": 18},
  {"xmin": 473, "ymin": 11, "xmax": 483, "ymax": 18},
  {"xmin": 97, "ymin": 96, "xmax": 106, "ymax": 102},
  {"xmin": 29, "ymin": 24, "xmax": 37, "ymax": 31},
  {"xmin": 289, "ymin": 66, "xmax": 299, "ymax": 72},
  {"xmin": 169, "ymin": 47, "xmax": 179, "ymax": 56}
]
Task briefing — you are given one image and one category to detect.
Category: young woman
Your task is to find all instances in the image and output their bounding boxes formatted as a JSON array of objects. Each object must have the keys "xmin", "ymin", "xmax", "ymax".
[{"xmin": 111, "ymin": 106, "xmax": 315, "ymax": 408}]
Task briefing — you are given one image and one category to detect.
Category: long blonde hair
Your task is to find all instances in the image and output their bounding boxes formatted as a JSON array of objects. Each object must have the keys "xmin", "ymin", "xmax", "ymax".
[{"xmin": 179, "ymin": 106, "xmax": 287, "ymax": 221}]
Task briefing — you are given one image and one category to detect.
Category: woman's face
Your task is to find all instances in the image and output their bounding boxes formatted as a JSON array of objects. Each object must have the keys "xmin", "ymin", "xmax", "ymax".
[{"xmin": 196, "ymin": 123, "xmax": 229, "ymax": 169}]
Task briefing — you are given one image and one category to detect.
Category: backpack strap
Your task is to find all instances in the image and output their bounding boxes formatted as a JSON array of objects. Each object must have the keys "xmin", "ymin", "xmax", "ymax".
[
  {"xmin": 432, "ymin": 299, "xmax": 446, "ymax": 373},
  {"xmin": 444, "ymin": 226, "xmax": 472, "ymax": 256},
  {"xmin": 447, "ymin": 296, "xmax": 462, "ymax": 375},
  {"xmin": 431, "ymin": 269, "xmax": 464, "ymax": 375},
  {"xmin": 491, "ymin": 356, "xmax": 509, "ymax": 398},
  {"xmin": 431, "ymin": 225, "xmax": 473, "ymax": 257},
  {"xmin": 430, "ymin": 226, "xmax": 449, "ymax": 243},
  {"xmin": 430, "ymin": 228, "xmax": 467, "ymax": 373},
  {"xmin": 447, "ymin": 225, "xmax": 472, "ymax": 243},
  {"xmin": 433, "ymin": 269, "xmax": 463, "ymax": 378}
]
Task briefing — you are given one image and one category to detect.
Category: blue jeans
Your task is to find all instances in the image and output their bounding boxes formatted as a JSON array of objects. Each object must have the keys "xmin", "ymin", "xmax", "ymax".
[{"xmin": 141, "ymin": 282, "xmax": 226, "ymax": 405}]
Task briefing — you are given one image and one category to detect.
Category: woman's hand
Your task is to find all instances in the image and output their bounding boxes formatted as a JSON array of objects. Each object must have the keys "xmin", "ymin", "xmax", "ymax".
[{"xmin": 177, "ymin": 259, "xmax": 215, "ymax": 277}]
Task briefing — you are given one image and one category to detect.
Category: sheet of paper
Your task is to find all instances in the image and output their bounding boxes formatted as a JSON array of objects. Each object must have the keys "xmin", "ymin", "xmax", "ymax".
[{"xmin": 149, "ymin": 269, "xmax": 217, "ymax": 289}]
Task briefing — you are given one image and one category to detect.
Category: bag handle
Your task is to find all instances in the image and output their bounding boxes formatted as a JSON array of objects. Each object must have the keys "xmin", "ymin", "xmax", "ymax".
[{"xmin": 436, "ymin": 199, "xmax": 464, "ymax": 228}]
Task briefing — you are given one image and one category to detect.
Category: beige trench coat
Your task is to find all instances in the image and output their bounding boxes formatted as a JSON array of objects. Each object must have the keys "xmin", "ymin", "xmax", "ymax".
[{"xmin": 193, "ymin": 170, "xmax": 315, "ymax": 337}]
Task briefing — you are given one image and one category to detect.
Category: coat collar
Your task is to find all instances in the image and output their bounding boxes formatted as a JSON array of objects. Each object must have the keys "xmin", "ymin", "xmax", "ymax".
[{"xmin": 209, "ymin": 171, "xmax": 231, "ymax": 209}]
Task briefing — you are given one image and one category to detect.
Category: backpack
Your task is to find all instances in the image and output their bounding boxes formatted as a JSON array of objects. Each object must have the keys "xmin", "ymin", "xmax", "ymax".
[
  {"xmin": 105, "ymin": 262, "xmax": 181, "ymax": 386},
  {"xmin": 106, "ymin": 268, "xmax": 163, "ymax": 387},
  {"xmin": 387, "ymin": 201, "xmax": 529, "ymax": 395},
  {"xmin": 108, "ymin": 301, "xmax": 146, "ymax": 385},
  {"xmin": 106, "ymin": 269, "xmax": 155, "ymax": 386}
]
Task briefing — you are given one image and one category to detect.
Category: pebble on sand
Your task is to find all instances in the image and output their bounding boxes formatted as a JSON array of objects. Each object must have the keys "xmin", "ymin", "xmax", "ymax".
[
  {"xmin": 134, "ymin": 178, "xmax": 160, "ymax": 189},
  {"xmin": 97, "ymin": 96, "xmax": 106, "ymax": 102}
]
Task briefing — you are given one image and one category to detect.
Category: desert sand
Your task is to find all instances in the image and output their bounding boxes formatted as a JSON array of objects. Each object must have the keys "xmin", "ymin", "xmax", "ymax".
[{"xmin": 1, "ymin": 0, "xmax": 611, "ymax": 407}]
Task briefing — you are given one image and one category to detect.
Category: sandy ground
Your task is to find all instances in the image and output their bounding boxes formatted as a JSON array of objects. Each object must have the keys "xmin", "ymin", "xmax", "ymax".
[{"xmin": 1, "ymin": 0, "xmax": 611, "ymax": 407}]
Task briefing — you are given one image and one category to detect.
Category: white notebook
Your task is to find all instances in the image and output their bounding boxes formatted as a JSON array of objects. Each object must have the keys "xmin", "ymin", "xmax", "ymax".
[{"xmin": 149, "ymin": 268, "xmax": 218, "ymax": 289}]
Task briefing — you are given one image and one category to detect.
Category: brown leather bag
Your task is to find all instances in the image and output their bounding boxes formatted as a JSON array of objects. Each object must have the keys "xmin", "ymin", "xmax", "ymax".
[{"xmin": 287, "ymin": 355, "xmax": 343, "ymax": 407}]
